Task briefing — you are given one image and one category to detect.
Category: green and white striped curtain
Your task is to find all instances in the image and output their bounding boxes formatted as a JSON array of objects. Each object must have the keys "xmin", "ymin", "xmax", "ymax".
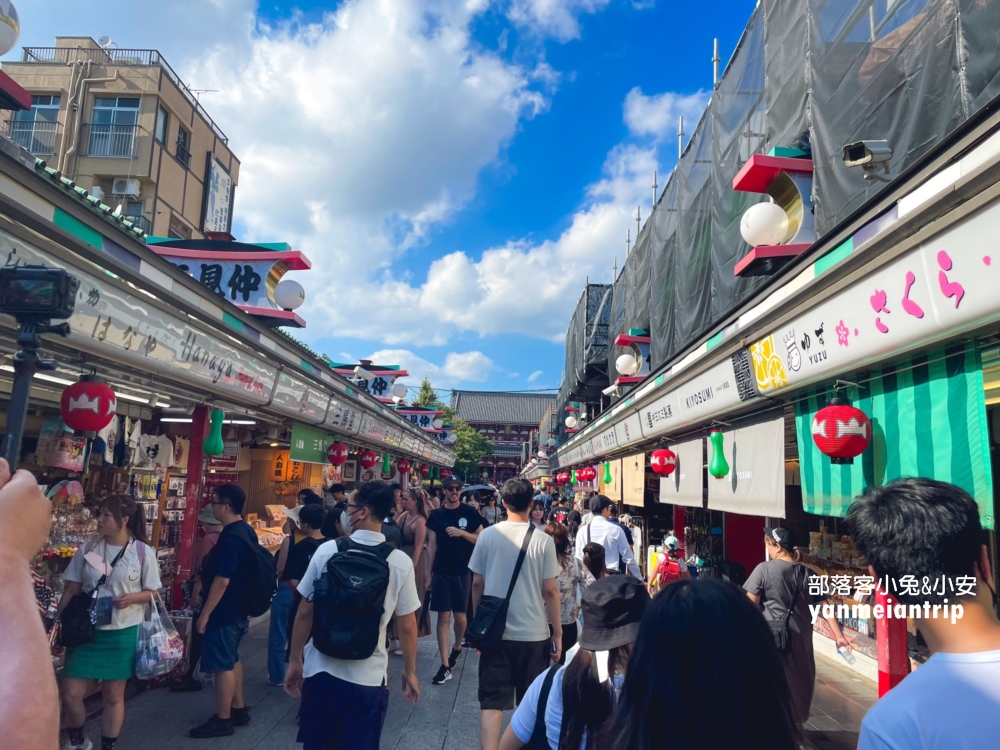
[{"xmin": 794, "ymin": 343, "xmax": 994, "ymax": 529}]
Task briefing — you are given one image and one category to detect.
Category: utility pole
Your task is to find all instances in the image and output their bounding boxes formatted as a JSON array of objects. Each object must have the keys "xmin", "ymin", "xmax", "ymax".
[
  {"xmin": 635, "ymin": 205, "xmax": 641, "ymax": 239},
  {"xmin": 713, "ymin": 38, "xmax": 720, "ymax": 87},
  {"xmin": 652, "ymin": 170, "xmax": 658, "ymax": 207},
  {"xmin": 678, "ymin": 115, "xmax": 685, "ymax": 160},
  {"xmin": 626, "ymin": 228, "xmax": 631, "ymax": 256}
]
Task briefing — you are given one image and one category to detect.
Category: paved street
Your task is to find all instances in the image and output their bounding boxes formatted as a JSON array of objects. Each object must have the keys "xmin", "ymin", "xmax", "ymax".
[{"xmin": 79, "ymin": 618, "xmax": 874, "ymax": 749}]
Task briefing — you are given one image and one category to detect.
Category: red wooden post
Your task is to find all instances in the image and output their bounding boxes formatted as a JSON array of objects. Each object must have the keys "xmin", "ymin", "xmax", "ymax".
[
  {"xmin": 673, "ymin": 504, "xmax": 685, "ymax": 542},
  {"xmin": 173, "ymin": 405, "xmax": 208, "ymax": 606},
  {"xmin": 875, "ymin": 587, "xmax": 910, "ymax": 696}
]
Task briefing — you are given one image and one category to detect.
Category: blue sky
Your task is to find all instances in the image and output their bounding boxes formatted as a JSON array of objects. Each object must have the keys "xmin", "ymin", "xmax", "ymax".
[{"xmin": 14, "ymin": 0, "xmax": 755, "ymax": 396}]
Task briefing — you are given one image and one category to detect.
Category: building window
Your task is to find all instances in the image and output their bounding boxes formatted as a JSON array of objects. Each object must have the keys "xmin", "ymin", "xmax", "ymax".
[
  {"xmin": 175, "ymin": 125, "xmax": 191, "ymax": 167},
  {"xmin": 155, "ymin": 105, "xmax": 169, "ymax": 143},
  {"xmin": 8, "ymin": 95, "xmax": 60, "ymax": 154},
  {"xmin": 168, "ymin": 216, "xmax": 192, "ymax": 240},
  {"xmin": 88, "ymin": 96, "xmax": 140, "ymax": 158}
]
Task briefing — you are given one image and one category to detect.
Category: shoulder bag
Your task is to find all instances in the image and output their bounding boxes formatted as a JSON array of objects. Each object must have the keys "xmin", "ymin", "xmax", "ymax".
[
  {"xmin": 768, "ymin": 565, "xmax": 803, "ymax": 656},
  {"xmin": 466, "ymin": 525, "xmax": 535, "ymax": 650},
  {"xmin": 60, "ymin": 541, "xmax": 130, "ymax": 648}
]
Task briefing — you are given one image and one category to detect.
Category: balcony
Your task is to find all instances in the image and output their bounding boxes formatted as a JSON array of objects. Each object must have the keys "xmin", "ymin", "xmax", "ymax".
[
  {"xmin": 122, "ymin": 214, "xmax": 152, "ymax": 234},
  {"xmin": 83, "ymin": 123, "xmax": 139, "ymax": 158},
  {"xmin": 4, "ymin": 120, "xmax": 57, "ymax": 155}
]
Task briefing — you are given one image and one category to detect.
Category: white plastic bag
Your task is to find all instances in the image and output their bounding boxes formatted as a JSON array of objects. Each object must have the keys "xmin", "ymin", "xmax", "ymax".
[{"xmin": 136, "ymin": 592, "xmax": 184, "ymax": 679}]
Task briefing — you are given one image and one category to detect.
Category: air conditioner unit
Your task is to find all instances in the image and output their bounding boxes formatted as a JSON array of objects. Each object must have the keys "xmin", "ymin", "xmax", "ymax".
[
  {"xmin": 90, "ymin": 186, "xmax": 105, "ymax": 202},
  {"xmin": 112, "ymin": 178, "xmax": 140, "ymax": 197}
]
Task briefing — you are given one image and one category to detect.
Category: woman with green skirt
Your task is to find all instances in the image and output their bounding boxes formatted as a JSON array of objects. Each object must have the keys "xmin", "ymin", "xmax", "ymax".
[{"xmin": 58, "ymin": 495, "xmax": 161, "ymax": 750}]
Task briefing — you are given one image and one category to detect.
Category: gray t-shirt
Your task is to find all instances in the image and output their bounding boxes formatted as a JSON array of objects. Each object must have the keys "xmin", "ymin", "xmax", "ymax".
[
  {"xmin": 743, "ymin": 559, "xmax": 820, "ymax": 634},
  {"xmin": 468, "ymin": 521, "xmax": 560, "ymax": 642}
]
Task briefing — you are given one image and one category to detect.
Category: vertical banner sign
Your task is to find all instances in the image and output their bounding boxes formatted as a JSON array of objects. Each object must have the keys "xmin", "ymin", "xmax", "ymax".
[
  {"xmin": 290, "ymin": 423, "xmax": 334, "ymax": 464},
  {"xmin": 271, "ymin": 450, "xmax": 290, "ymax": 481},
  {"xmin": 659, "ymin": 439, "xmax": 704, "ymax": 508},
  {"xmin": 622, "ymin": 452, "xmax": 646, "ymax": 507},
  {"xmin": 202, "ymin": 154, "xmax": 234, "ymax": 233},
  {"xmin": 707, "ymin": 413, "xmax": 785, "ymax": 517}
]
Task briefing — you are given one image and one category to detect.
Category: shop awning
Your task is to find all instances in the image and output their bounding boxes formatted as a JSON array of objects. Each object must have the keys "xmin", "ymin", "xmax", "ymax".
[{"xmin": 794, "ymin": 344, "xmax": 994, "ymax": 528}]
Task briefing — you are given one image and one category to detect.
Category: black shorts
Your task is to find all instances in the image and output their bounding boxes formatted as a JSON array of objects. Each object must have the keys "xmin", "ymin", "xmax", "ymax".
[
  {"xmin": 478, "ymin": 639, "xmax": 551, "ymax": 711},
  {"xmin": 297, "ymin": 672, "xmax": 389, "ymax": 750},
  {"xmin": 430, "ymin": 572, "xmax": 471, "ymax": 613}
]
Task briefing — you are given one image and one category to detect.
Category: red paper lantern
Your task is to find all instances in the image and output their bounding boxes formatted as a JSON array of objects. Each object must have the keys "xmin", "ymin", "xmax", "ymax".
[
  {"xmin": 811, "ymin": 398, "xmax": 871, "ymax": 464},
  {"xmin": 418, "ymin": 464, "xmax": 430, "ymax": 477},
  {"xmin": 60, "ymin": 379, "xmax": 117, "ymax": 433},
  {"xmin": 396, "ymin": 459, "xmax": 411, "ymax": 474},
  {"xmin": 440, "ymin": 468, "xmax": 452, "ymax": 479},
  {"xmin": 359, "ymin": 450, "xmax": 379, "ymax": 469},
  {"xmin": 650, "ymin": 448, "xmax": 677, "ymax": 476},
  {"xmin": 555, "ymin": 471, "xmax": 570, "ymax": 484},
  {"xmin": 578, "ymin": 466, "xmax": 597, "ymax": 482},
  {"xmin": 327, "ymin": 442, "xmax": 349, "ymax": 465}
]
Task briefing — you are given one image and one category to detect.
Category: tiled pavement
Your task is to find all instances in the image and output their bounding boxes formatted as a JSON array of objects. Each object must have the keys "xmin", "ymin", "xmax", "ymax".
[{"xmin": 79, "ymin": 619, "xmax": 873, "ymax": 750}]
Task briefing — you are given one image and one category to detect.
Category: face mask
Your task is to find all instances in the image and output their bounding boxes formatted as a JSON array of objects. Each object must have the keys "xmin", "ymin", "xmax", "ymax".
[{"xmin": 341, "ymin": 510, "xmax": 353, "ymax": 535}]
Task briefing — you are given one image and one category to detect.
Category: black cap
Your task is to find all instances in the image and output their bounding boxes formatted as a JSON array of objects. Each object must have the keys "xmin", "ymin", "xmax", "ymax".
[
  {"xmin": 589, "ymin": 494, "xmax": 612, "ymax": 514},
  {"xmin": 443, "ymin": 475, "xmax": 463, "ymax": 488},
  {"xmin": 577, "ymin": 576, "xmax": 650, "ymax": 651},
  {"xmin": 764, "ymin": 527, "xmax": 794, "ymax": 549}
]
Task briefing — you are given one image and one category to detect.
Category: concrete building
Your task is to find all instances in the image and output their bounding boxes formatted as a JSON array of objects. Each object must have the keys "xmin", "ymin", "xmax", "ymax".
[
  {"xmin": 1, "ymin": 37, "xmax": 238, "ymax": 240},
  {"xmin": 450, "ymin": 390, "xmax": 556, "ymax": 484}
]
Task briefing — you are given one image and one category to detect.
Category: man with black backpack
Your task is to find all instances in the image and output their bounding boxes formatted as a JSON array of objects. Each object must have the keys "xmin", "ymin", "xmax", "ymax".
[
  {"xmin": 190, "ymin": 484, "xmax": 276, "ymax": 739},
  {"xmin": 286, "ymin": 480, "xmax": 420, "ymax": 750}
]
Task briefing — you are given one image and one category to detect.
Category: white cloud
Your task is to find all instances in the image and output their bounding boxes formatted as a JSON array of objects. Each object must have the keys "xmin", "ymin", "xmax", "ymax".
[
  {"xmin": 367, "ymin": 348, "xmax": 495, "ymax": 390},
  {"xmin": 527, "ymin": 370, "xmax": 543, "ymax": 382},
  {"xmin": 623, "ymin": 87, "xmax": 710, "ymax": 140},
  {"xmin": 506, "ymin": 0, "xmax": 612, "ymax": 41}
]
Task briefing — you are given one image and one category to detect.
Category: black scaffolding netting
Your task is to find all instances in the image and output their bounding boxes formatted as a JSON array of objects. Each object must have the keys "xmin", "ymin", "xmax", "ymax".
[
  {"xmin": 563, "ymin": 283, "xmax": 613, "ymax": 402},
  {"xmin": 607, "ymin": 225, "xmax": 652, "ymax": 382}
]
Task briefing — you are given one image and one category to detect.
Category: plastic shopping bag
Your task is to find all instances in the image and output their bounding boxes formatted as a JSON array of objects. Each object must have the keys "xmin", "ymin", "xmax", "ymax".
[{"xmin": 136, "ymin": 593, "xmax": 185, "ymax": 680}]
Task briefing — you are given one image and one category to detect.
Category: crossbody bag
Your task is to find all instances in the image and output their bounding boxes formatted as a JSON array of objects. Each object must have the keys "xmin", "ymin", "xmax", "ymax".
[
  {"xmin": 768, "ymin": 566, "xmax": 803, "ymax": 656},
  {"xmin": 466, "ymin": 524, "xmax": 535, "ymax": 650}
]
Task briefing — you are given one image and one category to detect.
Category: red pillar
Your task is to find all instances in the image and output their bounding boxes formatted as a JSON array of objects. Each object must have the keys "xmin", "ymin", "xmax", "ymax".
[
  {"xmin": 173, "ymin": 405, "xmax": 208, "ymax": 606},
  {"xmin": 875, "ymin": 587, "xmax": 910, "ymax": 696},
  {"xmin": 673, "ymin": 504, "xmax": 685, "ymax": 541}
]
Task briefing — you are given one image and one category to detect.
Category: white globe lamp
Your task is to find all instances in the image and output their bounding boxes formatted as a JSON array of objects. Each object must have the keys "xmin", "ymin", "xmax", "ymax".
[
  {"xmin": 547, "ymin": 438, "xmax": 556, "ymax": 447},
  {"xmin": 740, "ymin": 202, "xmax": 788, "ymax": 247},
  {"xmin": 432, "ymin": 418, "xmax": 444, "ymax": 430},
  {"xmin": 274, "ymin": 279, "xmax": 306, "ymax": 310},
  {"xmin": 565, "ymin": 415, "xmax": 578, "ymax": 429},
  {"xmin": 447, "ymin": 432, "xmax": 457, "ymax": 444},
  {"xmin": 391, "ymin": 382, "xmax": 408, "ymax": 399},
  {"xmin": 616, "ymin": 353, "xmax": 639, "ymax": 376},
  {"xmin": 0, "ymin": 2, "xmax": 19, "ymax": 57}
]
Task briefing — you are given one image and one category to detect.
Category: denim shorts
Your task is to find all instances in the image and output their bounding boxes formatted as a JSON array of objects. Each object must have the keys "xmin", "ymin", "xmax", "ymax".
[{"xmin": 200, "ymin": 619, "xmax": 249, "ymax": 673}]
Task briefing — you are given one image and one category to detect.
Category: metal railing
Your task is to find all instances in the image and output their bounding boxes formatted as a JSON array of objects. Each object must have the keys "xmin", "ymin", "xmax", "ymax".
[
  {"xmin": 21, "ymin": 47, "xmax": 229, "ymax": 144},
  {"xmin": 175, "ymin": 142, "xmax": 191, "ymax": 168},
  {"xmin": 4, "ymin": 120, "xmax": 57, "ymax": 155},
  {"xmin": 83, "ymin": 123, "xmax": 139, "ymax": 158},
  {"xmin": 123, "ymin": 214, "xmax": 152, "ymax": 234}
]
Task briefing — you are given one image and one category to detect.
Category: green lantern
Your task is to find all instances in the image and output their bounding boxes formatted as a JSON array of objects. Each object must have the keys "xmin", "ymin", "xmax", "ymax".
[
  {"xmin": 708, "ymin": 429, "xmax": 729, "ymax": 479},
  {"xmin": 382, "ymin": 453, "xmax": 392, "ymax": 474},
  {"xmin": 433, "ymin": 466, "xmax": 440, "ymax": 480},
  {"xmin": 571, "ymin": 469, "xmax": 578, "ymax": 484},
  {"xmin": 602, "ymin": 461, "xmax": 612, "ymax": 484},
  {"xmin": 203, "ymin": 409, "xmax": 225, "ymax": 456}
]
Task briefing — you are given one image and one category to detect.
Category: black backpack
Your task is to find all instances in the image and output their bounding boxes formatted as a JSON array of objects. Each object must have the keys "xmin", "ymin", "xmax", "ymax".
[
  {"xmin": 235, "ymin": 532, "xmax": 278, "ymax": 617},
  {"xmin": 311, "ymin": 537, "xmax": 394, "ymax": 660}
]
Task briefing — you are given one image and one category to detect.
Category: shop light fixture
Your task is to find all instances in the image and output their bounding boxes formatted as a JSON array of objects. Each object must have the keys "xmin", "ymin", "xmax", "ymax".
[
  {"xmin": 160, "ymin": 418, "xmax": 193, "ymax": 423},
  {"xmin": 116, "ymin": 391, "xmax": 171, "ymax": 408},
  {"xmin": 224, "ymin": 419, "xmax": 256, "ymax": 425},
  {"xmin": 0, "ymin": 365, "xmax": 76, "ymax": 387}
]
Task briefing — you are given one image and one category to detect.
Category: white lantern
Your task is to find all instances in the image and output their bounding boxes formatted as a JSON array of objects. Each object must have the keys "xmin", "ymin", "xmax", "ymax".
[
  {"xmin": 432, "ymin": 418, "xmax": 444, "ymax": 430},
  {"xmin": 547, "ymin": 438, "xmax": 556, "ymax": 447},
  {"xmin": 0, "ymin": 2, "xmax": 19, "ymax": 57},
  {"xmin": 565, "ymin": 415, "xmax": 578, "ymax": 429},
  {"xmin": 615, "ymin": 353, "xmax": 639, "ymax": 376},
  {"xmin": 447, "ymin": 432, "xmax": 457, "ymax": 444},
  {"xmin": 537, "ymin": 450, "xmax": 547, "ymax": 459},
  {"xmin": 740, "ymin": 202, "xmax": 789, "ymax": 247},
  {"xmin": 274, "ymin": 279, "xmax": 306, "ymax": 310},
  {"xmin": 391, "ymin": 382, "xmax": 408, "ymax": 399}
]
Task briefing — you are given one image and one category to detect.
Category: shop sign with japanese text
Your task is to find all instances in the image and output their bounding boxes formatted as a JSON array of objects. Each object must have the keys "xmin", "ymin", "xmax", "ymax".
[
  {"xmin": 272, "ymin": 372, "xmax": 329, "ymax": 424},
  {"xmin": 290, "ymin": 423, "xmax": 335, "ymax": 464},
  {"xmin": 749, "ymin": 198, "xmax": 1000, "ymax": 395}
]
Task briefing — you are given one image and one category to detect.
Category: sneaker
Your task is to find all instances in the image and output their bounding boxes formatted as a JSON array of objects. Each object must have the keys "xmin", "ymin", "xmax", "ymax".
[
  {"xmin": 62, "ymin": 740, "xmax": 93, "ymax": 750},
  {"xmin": 231, "ymin": 706, "xmax": 251, "ymax": 727},
  {"xmin": 448, "ymin": 647, "xmax": 462, "ymax": 669},
  {"xmin": 432, "ymin": 666, "xmax": 452, "ymax": 684},
  {"xmin": 189, "ymin": 715, "xmax": 235, "ymax": 738},
  {"xmin": 393, "ymin": 648, "xmax": 403, "ymax": 657},
  {"xmin": 169, "ymin": 677, "xmax": 203, "ymax": 693}
]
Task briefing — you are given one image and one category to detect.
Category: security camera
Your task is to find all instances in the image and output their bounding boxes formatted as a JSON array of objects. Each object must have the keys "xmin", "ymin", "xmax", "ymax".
[
  {"xmin": 843, "ymin": 140, "xmax": 894, "ymax": 182},
  {"xmin": 602, "ymin": 383, "xmax": 621, "ymax": 397}
]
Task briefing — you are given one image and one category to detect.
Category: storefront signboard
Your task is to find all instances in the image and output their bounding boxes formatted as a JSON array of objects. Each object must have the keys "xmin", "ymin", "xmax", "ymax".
[
  {"xmin": 271, "ymin": 372, "xmax": 329, "ymax": 425},
  {"xmin": 324, "ymin": 400, "xmax": 361, "ymax": 436},
  {"xmin": 614, "ymin": 413, "xmax": 642, "ymax": 450},
  {"xmin": 207, "ymin": 442, "xmax": 239, "ymax": 470},
  {"xmin": 1, "ymin": 228, "xmax": 279, "ymax": 405},
  {"xmin": 707, "ymin": 413, "xmax": 785, "ymax": 517},
  {"xmin": 749, "ymin": 198, "xmax": 1000, "ymax": 396},
  {"xmin": 290, "ymin": 423, "xmax": 335, "ymax": 464},
  {"xmin": 658, "ymin": 439, "xmax": 704, "ymax": 508}
]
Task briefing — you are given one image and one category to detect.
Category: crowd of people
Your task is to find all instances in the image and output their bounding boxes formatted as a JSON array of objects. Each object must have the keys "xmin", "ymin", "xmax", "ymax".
[{"xmin": 5, "ymin": 456, "xmax": 1000, "ymax": 750}]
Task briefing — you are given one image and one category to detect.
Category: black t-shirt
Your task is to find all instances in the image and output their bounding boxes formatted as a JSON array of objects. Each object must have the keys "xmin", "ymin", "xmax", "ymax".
[
  {"xmin": 284, "ymin": 536, "xmax": 324, "ymax": 584},
  {"xmin": 381, "ymin": 518, "xmax": 402, "ymax": 550},
  {"xmin": 201, "ymin": 519, "xmax": 258, "ymax": 627},
  {"xmin": 321, "ymin": 502, "xmax": 347, "ymax": 540},
  {"xmin": 427, "ymin": 503, "xmax": 485, "ymax": 574},
  {"xmin": 548, "ymin": 506, "xmax": 569, "ymax": 525}
]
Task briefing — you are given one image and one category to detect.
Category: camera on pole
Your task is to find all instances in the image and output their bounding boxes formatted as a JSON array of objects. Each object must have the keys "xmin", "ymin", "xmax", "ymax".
[{"xmin": 0, "ymin": 265, "xmax": 79, "ymax": 469}]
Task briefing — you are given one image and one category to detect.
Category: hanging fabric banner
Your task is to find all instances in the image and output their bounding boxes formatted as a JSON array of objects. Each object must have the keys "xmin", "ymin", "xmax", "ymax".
[
  {"xmin": 794, "ymin": 343, "xmax": 994, "ymax": 529},
  {"xmin": 658, "ymin": 439, "xmax": 704, "ymax": 508},
  {"xmin": 707, "ymin": 413, "xmax": 786, "ymax": 517},
  {"xmin": 622, "ymin": 453, "xmax": 646, "ymax": 507}
]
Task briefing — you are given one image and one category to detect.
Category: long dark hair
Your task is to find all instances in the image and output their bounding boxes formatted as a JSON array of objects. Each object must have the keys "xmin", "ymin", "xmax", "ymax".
[
  {"xmin": 100, "ymin": 494, "xmax": 149, "ymax": 545},
  {"xmin": 567, "ymin": 509, "xmax": 582, "ymax": 540},
  {"xmin": 559, "ymin": 645, "xmax": 632, "ymax": 750},
  {"xmin": 582, "ymin": 542, "xmax": 605, "ymax": 579},
  {"xmin": 545, "ymin": 521, "xmax": 571, "ymax": 558},
  {"xmin": 610, "ymin": 578, "xmax": 799, "ymax": 750}
]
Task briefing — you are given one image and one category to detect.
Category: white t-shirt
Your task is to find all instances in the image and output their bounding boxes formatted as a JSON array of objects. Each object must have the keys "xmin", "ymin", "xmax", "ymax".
[
  {"xmin": 297, "ymin": 530, "xmax": 420, "ymax": 687},
  {"xmin": 574, "ymin": 516, "xmax": 641, "ymax": 578},
  {"xmin": 64, "ymin": 538, "xmax": 161, "ymax": 629},
  {"xmin": 468, "ymin": 521, "xmax": 560, "ymax": 642},
  {"xmin": 134, "ymin": 434, "xmax": 174, "ymax": 468},
  {"xmin": 858, "ymin": 648, "xmax": 1000, "ymax": 750}
]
